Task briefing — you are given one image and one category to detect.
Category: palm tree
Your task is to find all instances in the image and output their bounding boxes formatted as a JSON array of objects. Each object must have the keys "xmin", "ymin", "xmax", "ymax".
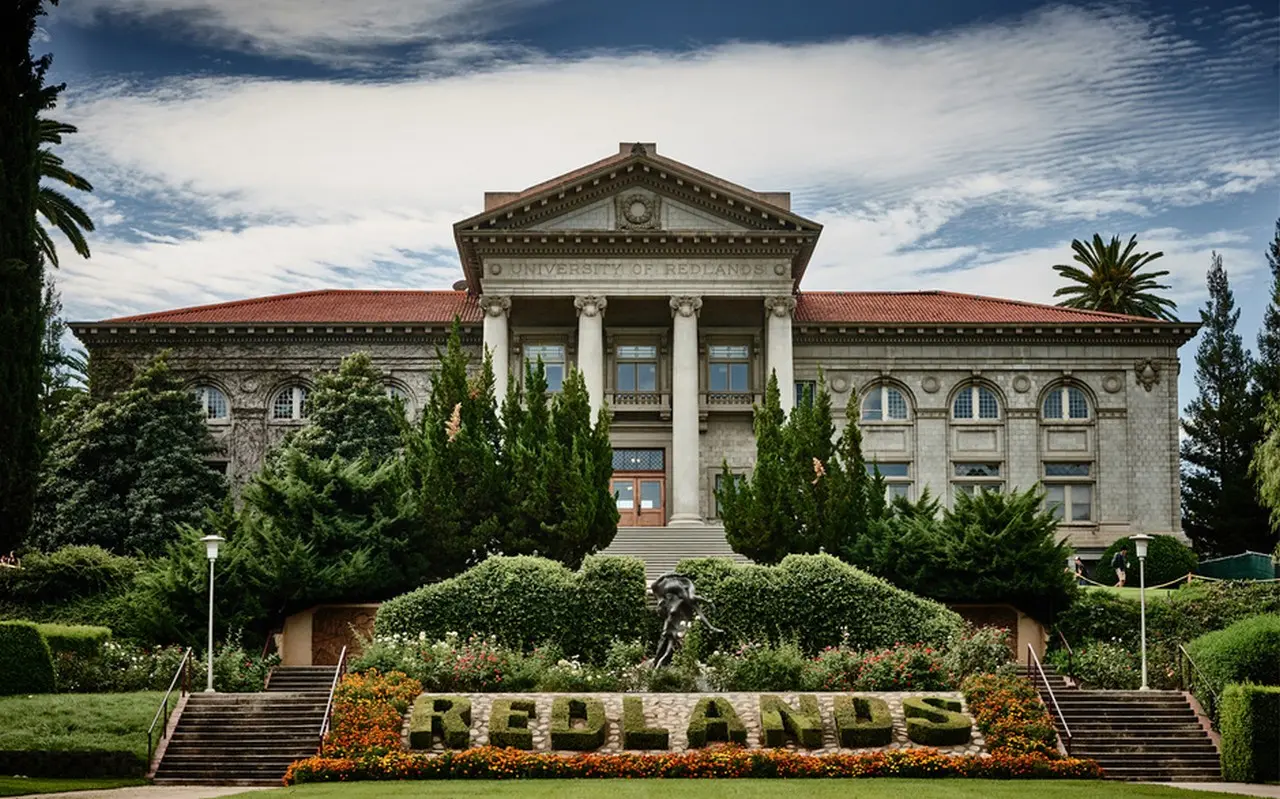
[
  {"xmin": 1052, "ymin": 234, "xmax": 1178, "ymax": 321},
  {"xmin": 36, "ymin": 118, "xmax": 94, "ymax": 267}
]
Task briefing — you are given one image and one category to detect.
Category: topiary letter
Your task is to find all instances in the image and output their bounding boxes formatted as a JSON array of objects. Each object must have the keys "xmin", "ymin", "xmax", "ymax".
[
  {"xmin": 489, "ymin": 698, "xmax": 538, "ymax": 749},
  {"xmin": 833, "ymin": 695, "xmax": 894, "ymax": 747},
  {"xmin": 903, "ymin": 696, "xmax": 972, "ymax": 746},
  {"xmin": 408, "ymin": 695, "xmax": 472, "ymax": 750}
]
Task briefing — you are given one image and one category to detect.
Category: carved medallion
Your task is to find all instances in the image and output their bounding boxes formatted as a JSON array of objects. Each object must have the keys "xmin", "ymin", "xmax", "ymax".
[
  {"xmin": 1134, "ymin": 359, "xmax": 1161, "ymax": 392},
  {"xmin": 1102, "ymin": 375, "xmax": 1123, "ymax": 394},
  {"xmin": 1012, "ymin": 375, "xmax": 1031, "ymax": 394},
  {"xmin": 616, "ymin": 192, "xmax": 661, "ymax": 230},
  {"xmin": 830, "ymin": 376, "xmax": 849, "ymax": 394},
  {"xmin": 921, "ymin": 376, "xmax": 940, "ymax": 394}
]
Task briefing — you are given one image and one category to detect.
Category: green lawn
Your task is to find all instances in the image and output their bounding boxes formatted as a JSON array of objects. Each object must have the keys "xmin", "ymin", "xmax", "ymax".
[
  {"xmin": 0, "ymin": 777, "xmax": 146, "ymax": 796},
  {"xmin": 0, "ymin": 692, "xmax": 164, "ymax": 762},
  {"xmin": 228, "ymin": 781, "xmax": 1245, "ymax": 799},
  {"xmin": 1084, "ymin": 585, "xmax": 1180, "ymax": 600}
]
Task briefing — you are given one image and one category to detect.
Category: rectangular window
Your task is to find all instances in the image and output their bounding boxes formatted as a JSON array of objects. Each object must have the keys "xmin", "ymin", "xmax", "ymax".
[
  {"xmin": 1045, "ymin": 462, "xmax": 1091, "ymax": 477},
  {"xmin": 795, "ymin": 381, "xmax": 816, "ymax": 407},
  {"xmin": 708, "ymin": 344, "xmax": 750, "ymax": 393},
  {"xmin": 887, "ymin": 483, "xmax": 911, "ymax": 501},
  {"xmin": 1046, "ymin": 483, "xmax": 1093, "ymax": 522},
  {"xmin": 612, "ymin": 448, "xmax": 665, "ymax": 472},
  {"xmin": 616, "ymin": 345, "xmax": 658, "ymax": 393},
  {"xmin": 712, "ymin": 472, "xmax": 747, "ymax": 518},
  {"xmin": 866, "ymin": 462, "xmax": 911, "ymax": 501},
  {"xmin": 956, "ymin": 483, "xmax": 1003, "ymax": 496},
  {"xmin": 524, "ymin": 344, "xmax": 565, "ymax": 392},
  {"xmin": 954, "ymin": 462, "xmax": 1001, "ymax": 478},
  {"xmin": 866, "ymin": 462, "xmax": 910, "ymax": 478}
]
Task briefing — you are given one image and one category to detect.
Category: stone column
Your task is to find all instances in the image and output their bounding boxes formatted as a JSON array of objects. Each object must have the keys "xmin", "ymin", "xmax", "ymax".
[
  {"xmin": 668, "ymin": 295, "xmax": 704, "ymax": 527},
  {"xmin": 575, "ymin": 295, "xmax": 607, "ymax": 419},
  {"xmin": 479, "ymin": 295, "xmax": 511, "ymax": 401},
  {"xmin": 764, "ymin": 295, "xmax": 797, "ymax": 414}
]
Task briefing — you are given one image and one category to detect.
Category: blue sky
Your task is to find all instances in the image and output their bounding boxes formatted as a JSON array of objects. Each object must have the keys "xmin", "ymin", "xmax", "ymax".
[{"xmin": 40, "ymin": 0, "xmax": 1279, "ymax": 410}]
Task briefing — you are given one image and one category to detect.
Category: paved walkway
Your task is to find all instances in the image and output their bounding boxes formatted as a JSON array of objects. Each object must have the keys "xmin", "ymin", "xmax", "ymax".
[
  {"xmin": 25, "ymin": 788, "xmax": 268, "ymax": 799},
  {"xmin": 1153, "ymin": 784, "xmax": 1280, "ymax": 798}
]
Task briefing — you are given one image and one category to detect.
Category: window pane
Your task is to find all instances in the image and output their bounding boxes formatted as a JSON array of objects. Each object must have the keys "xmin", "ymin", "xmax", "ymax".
[
  {"xmin": 618, "ymin": 345, "xmax": 657, "ymax": 360},
  {"xmin": 795, "ymin": 381, "xmax": 816, "ymax": 407},
  {"xmin": 272, "ymin": 388, "xmax": 295, "ymax": 419},
  {"xmin": 729, "ymin": 363, "xmax": 749, "ymax": 392},
  {"xmin": 978, "ymin": 387, "xmax": 999, "ymax": 419},
  {"xmin": 1045, "ymin": 484, "xmax": 1066, "ymax": 519},
  {"xmin": 886, "ymin": 388, "xmax": 908, "ymax": 419},
  {"xmin": 1068, "ymin": 388, "xmax": 1089, "ymax": 419},
  {"xmin": 861, "ymin": 389, "xmax": 883, "ymax": 421},
  {"xmin": 546, "ymin": 364, "xmax": 564, "ymax": 392},
  {"xmin": 1045, "ymin": 462, "xmax": 1091, "ymax": 477},
  {"xmin": 1043, "ymin": 390, "xmax": 1063, "ymax": 419},
  {"xmin": 709, "ymin": 363, "xmax": 728, "ymax": 392},
  {"xmin": 524, "ymin": 344, "xmax": 564, "ymax": 363},
  {"xmin": 954, "ymin": 462, "xmax": 1001, "ymax": 477},
  {"xmin": 617, "ymin": 363, "xmax": 636, "ymax": 391},
  {"xmin": 614, "ymin": 481, "xmax": 634, "ymax": 510},
  {"xmin": 953, "ymin": 390, "xmax": 973, "ymax": 419},
  {"xmin": 887, "ymin": 483, "xmax": 910, "ymax": 500},
  {"xmin": 637, "ymin": 363, "xmax": 657, "ymax": 392},
  {"xmin": 867, "ymin": 462, "xmax": 910, "ymax": 477},
  {"xmin": 639, "ymin": 480, "xmax": 661, "ymax": 509},
  {"xmin": 297, "ymin": 387, "xmax": 309, "ymax": 418},
  {"xmin": 709, "ymin": 344, "xmax": 748, "ymax": 360},
  {"xmin": 196, "ymin": 386, "xmax": 228, "ymax": 419},
  {"xmin": 1070, "ymin": 484, "xmax": 1092, "ymax": 521}
]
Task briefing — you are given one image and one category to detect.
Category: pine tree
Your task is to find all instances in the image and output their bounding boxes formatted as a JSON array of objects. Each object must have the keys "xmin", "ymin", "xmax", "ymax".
[
  {"xmin": 34, "ymin": 353, "xmax": 227, "ymax": 554},
  {"xmin": 1256, "ymin": 219, "xmax": 1280, "ymax": 401},
  {"xmin": 1181, "ymin": 252, "xmax": 1272, "ymax": 555},
  {"xmin": 1251, "ymin": 394, "xmax": 1280, "ymax": 538},
  {"xmin": 281, "ymin": 352, "xmax": 402, "ymax": 465}
]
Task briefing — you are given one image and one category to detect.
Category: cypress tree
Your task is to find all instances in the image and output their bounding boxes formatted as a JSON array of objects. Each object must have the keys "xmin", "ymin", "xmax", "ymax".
[
  {"xmin": 0, "ymin": 0, "xmax": 58, "ymax": 555},
  {"xmin": 1256, "ymin": 219, "xmax": 1280, "ymax": 401},
  {"xmin": 1181, "ymin": 253, "xmax": 1272, "ymax": 555},
  {"xmin": 278, "ymin": 352, "xmax": 403, "ymax": 465}
]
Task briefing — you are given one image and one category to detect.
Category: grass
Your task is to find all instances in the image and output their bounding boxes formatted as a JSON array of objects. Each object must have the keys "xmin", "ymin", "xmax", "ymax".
[
  {"xmin": 1084, "ymin": 585, "xmax": 1179, "ymax": 600},
  {"xmin": 0, "ymin": 692, "xmax": 165, "ymax": 762},
  {"xmin": 227, "ymin": 781, "xmax": 1247, "ymax": 799},
  {"xmin": 0, "ymin": 777, "xmax": 146, "ymax": 796}
]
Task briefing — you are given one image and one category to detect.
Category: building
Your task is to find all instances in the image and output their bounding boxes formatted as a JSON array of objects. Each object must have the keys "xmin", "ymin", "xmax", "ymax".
[{"xmin": 72, "ymin": 142, "xmax": 1197, "ymax": 567}]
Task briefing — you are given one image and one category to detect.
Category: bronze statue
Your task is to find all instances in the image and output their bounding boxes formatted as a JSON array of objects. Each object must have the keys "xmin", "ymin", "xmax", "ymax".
[{"xmin": 650, "ymin": 572, "xmax": 722, "ymax": 668}]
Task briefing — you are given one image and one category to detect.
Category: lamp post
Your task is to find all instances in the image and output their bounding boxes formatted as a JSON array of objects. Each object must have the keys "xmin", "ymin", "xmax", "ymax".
[
  {"xmin": 1131, "ymin": 533, "xmax": 1153, "ymax": 691},
  {"xmin": 199, "ymin": 535, "xmax": 225, "ymax": 693}
]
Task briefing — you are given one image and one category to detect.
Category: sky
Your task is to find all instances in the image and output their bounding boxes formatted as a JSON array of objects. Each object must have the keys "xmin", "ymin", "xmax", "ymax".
[{"xmin": 38, "ymin": 0, "xmax": 1280, "ymax": 411}]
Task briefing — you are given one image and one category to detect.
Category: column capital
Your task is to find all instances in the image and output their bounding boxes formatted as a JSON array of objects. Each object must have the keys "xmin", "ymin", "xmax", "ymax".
[
  {"xmin": 478, "ymin": 295, "xmax": 511, "ymax": 318},
  {"xmin": 764, "ymin": 295, "xmax": 797, "ymax": 318},
  {"xmin": 574, "ymin": 295, "xmax": 608, "ymax": 318},
  {"xmin": 669, "ymin": 295, "xmax": 703, "ymax": 318}
]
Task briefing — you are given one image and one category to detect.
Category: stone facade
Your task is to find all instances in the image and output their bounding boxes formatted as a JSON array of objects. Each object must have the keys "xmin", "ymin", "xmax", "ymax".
[{"xmin": 74, "ymin": 142, "xmax": 1196, "ymax": 560}]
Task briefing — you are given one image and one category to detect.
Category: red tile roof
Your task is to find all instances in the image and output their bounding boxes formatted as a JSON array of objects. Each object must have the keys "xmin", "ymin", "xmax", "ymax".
[
  {"xmin": 85, "ymin": 288, "xmax": 1173, "ymax": 327},
  {"xmin": 92, "ymin": 290, "xmax": 482, "ymax": 325},
  {"xmin": 795, "ymin": 291, "xmax": 1164, "ymax": 325}
]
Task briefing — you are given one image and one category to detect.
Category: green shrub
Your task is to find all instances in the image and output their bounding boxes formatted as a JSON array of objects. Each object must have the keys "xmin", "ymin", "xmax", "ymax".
[
  {"xmin": 833, "ymin": 695, "xmax": 893, "ymax": 748},
  {"xmin": 941, "ymin": 625, "xmax": 1015, "ymax": 683},
  {"xmin": 0, "ymin": 621, "xmax": 57, "ymax": 695},
  {"xmin": 409, "ymin": 696, "xmax": 471, "ymax": 750},
  {"xmin": 1186, "ymin": 615, "xmax": 1280, "ymax": 705},
  {"xmin": 36, "ymin": 624, "xmax": 111, "ymax": 658},
  {"xmin": 621, "ymin": 696, "xmax": 669, "ymax": 749},
  {"xmin": 549, "ymin": 697, "xmax": 607, "ymax": 751},
  {"xmin": 374, "ymin": 555, "xmax": 647, "ymax": 662},
  {"xmin": 1094, "ymin": 535, "xmax": 1197, "ymax": 587},
  {"xmin": 685, "ymin": 697, "xmax": 747, "ymax": 748},
  {"xmin": 707, "ymin": 641, "xmax": 812, "ymax": 692},
  {"xmin": 677, "ymin": 554, "xmax": 963, "ymax": 656},
  {"xmin": 0, "ymin": 546, "xmax": 140, "ymax": 603},
  {"xmin": 489, "ymin": 698, "xmax": 537, "ymax": 749},
  {"xmin": 902, "ymin": 696, "xmax": 972, "ymax": 746},
  {"xmin": 808, "ymin": 642, "xmax": 948, "ymax": 692},
  {"xmin": 1219, "ymin": 684, "xmax": 1280, "ymax": 783},
  {"xmin": 1060, "ymin": 641, "xmax": 1140, "ymax": 690},
  {"xmin": 759, "ymin": 694, "xmax": 823, "ymax": 748}
]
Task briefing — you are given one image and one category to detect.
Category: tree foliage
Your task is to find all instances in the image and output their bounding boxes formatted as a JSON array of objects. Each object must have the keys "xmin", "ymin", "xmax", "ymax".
[
  {"xmin": 1052, "ymin": 234, "xmax": 1178, "ymax": 320},
  {"xmin": 33, "ymin": 353, "xmax": 228, "ymax": 555},
  {"xmin": 35, "ymin": 117, "xmax": 94, "ymax": 268},
  {"xmin": 280, "ymin": 352, "xmax": 403, "ymax": 465},
  {"xmin": 1181, "ymin": 252, "xmax": 1273, "ymax": 556},
  {"xmin": 1252, "ymin": 394, "xmax": 1280, "ymax": 536},
  {"xmin": 1256, "ymin": 219, "xmax": 1280, "ymax": 401}
]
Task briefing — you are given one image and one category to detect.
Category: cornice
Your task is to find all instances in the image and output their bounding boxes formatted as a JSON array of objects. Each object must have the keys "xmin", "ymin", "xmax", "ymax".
[
  {"xmin": 794, "ymin": 326, "xmax": 1196, "ymax": 346},
  {"xmin": 70, "ymin": 325, "xmax": 482, "ymax": 347}
]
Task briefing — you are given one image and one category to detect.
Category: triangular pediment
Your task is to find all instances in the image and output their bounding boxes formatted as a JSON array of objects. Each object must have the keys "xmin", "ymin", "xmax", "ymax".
[{"xmin": 521, "ymin": 187, "xmax": 755, "ymax": 233}]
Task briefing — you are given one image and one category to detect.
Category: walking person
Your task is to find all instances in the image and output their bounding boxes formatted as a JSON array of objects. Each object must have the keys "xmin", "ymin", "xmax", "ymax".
[
  {"xmin": 1113, "ymin": 547, "xmax": 1128, "ymax": 587},
  {"xmin": 1073, "ymin": 556, "xmax": 1087, "ymax": 586}
]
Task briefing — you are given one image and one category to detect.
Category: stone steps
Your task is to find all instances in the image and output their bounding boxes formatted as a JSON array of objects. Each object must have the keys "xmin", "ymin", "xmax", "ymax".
[{"xmin": 601, "ymin": 525, "xmax": 749, "ymax": 581}]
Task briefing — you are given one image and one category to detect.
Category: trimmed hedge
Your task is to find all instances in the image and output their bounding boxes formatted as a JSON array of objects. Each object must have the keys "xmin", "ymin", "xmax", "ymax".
[
  {"xmin": 1220, "ymin": 684, "xmax": 1280, "ymax": 783},
  {"xmin": 902, "ymin": 697, "xmax": 972, "ymax": 746},
  {"xmin": 1186, "ymin": 615, "xmax": 1280, "ymax": 704},
  {"xmin": 0, "ymin": 749, "xmax": 143, "ymax": 778},
  {"xmin": 0, "ymin": 621, "xmax": 57, "ymax": 695},
  {"xmin": 622, "ymin": 697, "xmax": 669, "ymax": 750},
  {"xmin": 685, "ymin": 697, "xmax": 747, "ymax": 748},
  {"xmin": 1094, "ymin": 535, "xmax": 1197, "ymax": 587},
  {"xmin": 677, "ymin": 554, "xmax": 963, "ymax": 655},
  {"xmin": 409, "ymin": 696, "xmax": 471, "ymax": 750},
  {"xmin": 37, "ymin": 623, "xmax": 112, "ymax": 658},
  {"xmin": 833, "ymin": 695, "xmax": 893, "ymax": 748},
  {"xmin": 489, "ymin": 698, "xmax": 538, "ymax": 749},
  {"xmin": 759, "ymin": 694, "xmax": 823, "ymax": 748},
  {"xmin": 375, "ymin": 555, "xmax": 648, "ymax": 661},
  {"xmin": 549, "ymin": 697, "xmax": 607, "ymax": 751}
]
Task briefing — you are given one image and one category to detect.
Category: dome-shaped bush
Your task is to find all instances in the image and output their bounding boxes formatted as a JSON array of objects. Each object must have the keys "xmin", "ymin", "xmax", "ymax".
[{"xmin": 1094, "ymin": 535, "xmax": 1197, "ymax": 587}]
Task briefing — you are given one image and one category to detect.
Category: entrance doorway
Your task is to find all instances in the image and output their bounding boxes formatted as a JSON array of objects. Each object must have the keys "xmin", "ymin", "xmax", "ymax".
[{"xmin": 612, "ymin": 448, "xmax": 666, "ymax": 527}]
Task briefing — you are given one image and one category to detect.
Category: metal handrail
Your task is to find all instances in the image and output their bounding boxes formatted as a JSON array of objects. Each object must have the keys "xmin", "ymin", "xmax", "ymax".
[
  {"xmin": 317, "ymin": 646, "xmax": 348, "ymax": 744},
  {"xmin": 1056, "ymin": 628, "xmax": 1075, "ymax": 679},
  {"xmin": 1177, "ymin": 643, "xmax": 1220, "ymax": 720},
  {"xmin": 1027, "ymin": 643, "xmax": 1072, "ymax": 753},
  {"xmin": 147, "ymin": 647, "xmax": 193, "ymax": 765}
]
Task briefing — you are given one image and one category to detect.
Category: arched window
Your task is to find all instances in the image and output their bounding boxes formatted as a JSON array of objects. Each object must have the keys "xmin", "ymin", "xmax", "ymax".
[
  {"xmin": 952, "ymin": 384, "xmax": 1000, "ymax": 420},
  {"xmin": 272, "ymin": 385, "xmax": 309, "ymax": 421},
  {"xmin": 1043, "ymin": 385, "xmax": 1090, "ymax": 420},
  {"xmin": 192, "ymin": 385, "xmax": 229, "ymax": 420},
  {"xmin": 861, "ymin": 384, "xmax": 909, "ymax": 422}
]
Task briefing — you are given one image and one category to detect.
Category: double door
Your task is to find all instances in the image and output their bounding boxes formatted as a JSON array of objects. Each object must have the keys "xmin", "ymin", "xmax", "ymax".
[{"xmin": 613, "ymin": 473, "xmax": 665, "ymax": 527}]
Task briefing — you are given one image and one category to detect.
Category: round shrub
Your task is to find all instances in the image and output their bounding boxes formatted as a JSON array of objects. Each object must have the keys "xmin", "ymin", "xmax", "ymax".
[
  {"xmin": 1093, "ymin": 535, "xmax": 1196, "ymax": 587},
  {"xmin": 0, "ymin": 621, "xmax": 57, "ymax": 695},
  {"xmin": 1186, "ymin": 614, "xmax": 1280, "ymax": 701},
  {"xmin": 677, "ymin": 553, "xmax": 964, "ymax": 655}
]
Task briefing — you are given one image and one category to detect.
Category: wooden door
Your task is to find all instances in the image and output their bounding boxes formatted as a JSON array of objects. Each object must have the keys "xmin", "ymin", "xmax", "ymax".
[{"xmin": 614, "ymin": 473, "xmax": 665, "ymax": 526}]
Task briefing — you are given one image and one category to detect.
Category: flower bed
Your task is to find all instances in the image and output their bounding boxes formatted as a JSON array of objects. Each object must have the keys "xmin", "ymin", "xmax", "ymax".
[{"xmin": 961, "ymin": 673, "xmax": 1060, "ymax": 757}]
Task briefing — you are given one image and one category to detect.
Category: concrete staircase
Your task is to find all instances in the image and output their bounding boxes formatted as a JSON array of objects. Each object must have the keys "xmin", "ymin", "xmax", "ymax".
[
  {"xmin": 152, "ymin": 666, "xmax": 336, "ymax": 785},
  {"xmin": 601, "ymin": 525, "xmax": 749, "ymax": 581},
  {"xmin": 1022, "ymin": 664, "xmax": 1221, "ymax": 781}
]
